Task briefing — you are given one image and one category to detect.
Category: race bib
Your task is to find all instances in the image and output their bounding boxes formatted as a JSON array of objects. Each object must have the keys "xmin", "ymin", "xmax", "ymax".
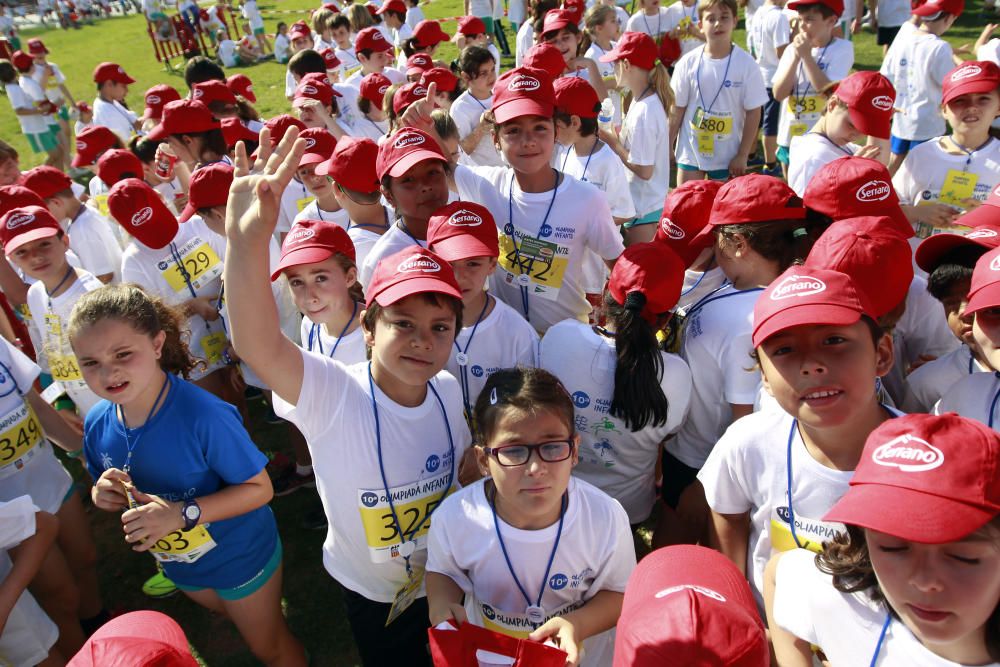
[
  {"xmin": 91, "ymin": 194, "xmax": 110, "ymax": 218},
  {"xmin": 789, "ymin": 122, "xmax": 808, "ymax": 138},
  {"xmin": 357, "ymin": 471, "xmax": 454, "ymax": 563},
  {"xmin": 478, "ymin": 599, "xmax": 585, "ymax": 639},
  {"xmin": 200, "ymin": 331, "xmax": 229, "ymax": 365},
  {"xmin": 938, "ymin": 169, "xmax": 978, "ymax": 209},
  {"xmin": 43, "ymin": 314, "xmax": 83, "ymax": 382},
  {"xmin": 769, "ymin": 505, "xmax": 845, "ymax": 554},
  {"xmin": 691, "ymin": 107, "xmax": 732, "ymax": 158},
  {"xmin": 160, "ymin": 239, "xmax": 223, "ymax": 294},
  {"xmin": 386, "ymin": 566, "xmax": 425, "ymax": 626},
  {"xmin": 0, "ymin": 403, "xmax": 42, "ymax": 470},
  {"xmin": 296, "ymin": 197, "xmax": 314, "ymax": 213},
  {"xmin": 148, "ymin": 526, "xmax": 218, "ymax": 564},
  {"xmin": 786, "ymin": 94, "xmax": 824, "ymax": 117},
  {"xmin": 497, "ymin": 233, "xmax": 570, "ymax": 303}
]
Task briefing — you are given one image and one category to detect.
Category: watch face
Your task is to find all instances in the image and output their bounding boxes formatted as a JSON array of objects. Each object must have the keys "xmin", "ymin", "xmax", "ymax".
[{"xmin": 184, "ymin": 504, "xmax": 199, "ymax": 520}]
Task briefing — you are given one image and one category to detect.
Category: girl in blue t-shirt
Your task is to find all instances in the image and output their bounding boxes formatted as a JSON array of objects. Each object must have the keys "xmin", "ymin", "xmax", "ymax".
[{"xmin": 68, "ymin": 284, "xmax": 306, "ymax": 667}]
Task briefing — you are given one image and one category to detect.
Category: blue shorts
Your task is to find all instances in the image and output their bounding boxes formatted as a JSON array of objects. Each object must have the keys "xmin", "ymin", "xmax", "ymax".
[
  {"xmin": 623, "ymin": 209, "xmax": 662, "ymax": 228},
  {"xmin": 175, "ymin": 537, "xmax": 282, "ymax": 601},
  {"xmin": 890, "ymin": 135, "xmax": 929, "ymax": 155},
  {"xmin": 677, "ymin": 162, "xmax": 730, "ymax": 180},
  {"xmin": 762, "ymin": 88, "xmax": 780, "ymax": 137}
]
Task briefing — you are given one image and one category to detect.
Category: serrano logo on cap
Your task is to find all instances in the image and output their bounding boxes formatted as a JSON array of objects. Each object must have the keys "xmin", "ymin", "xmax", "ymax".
[
  {"xmin": 413, "ymin": 85, "xmax": 428, "ymax": 97},
  {"xmin": 302, "ymin": 85, "xmax": 318, "ymax": 95},
  {"xmin": 393, "ymin": 132, "xmax": 426, "ymax": 149},
  {"xmin": 968, "ymin": 229, "xmax": 998, "ymax": 239},
  {"xmin": 951, "ymin": 65, "xmax": 982, "ymax": 82},
  {"xmin": 76, "ymin": 140, "xmax": 87, "ymax": 151},
  {"xmin": 147, "ymin": 94, "xmax": 161, "ymax": 105},
  {"xmin": 871, "ymin": 95, "xmax": 893, "ymax": 111},
  {"xmin": 372, "ymin": 31, "xmax": 385, "ymax": 40},
  {"xmin": 448, "ymin": 209, "xmax": 483, "ymax": 227},
  {"xmin": 288, "ymin": 227, "xmax": 316, "ymax": 244},
  {"xmin": 304, "ymin": 137, "xmax": 317, "ymax": 149},
  {"xmin": 398, "ymin": 253, "xmax": 440, "ymax": 273},
  {"xmin": 856, "ymin": 180, "xmax": 891, "ymax": 202},
  {"xmin": 872, "ymin": 433, "xmax": 944, "ymax": 472},
  {"xmin": 131, "ymin": 206, "xmax": 153, "ymax": 227},
  {"xmin": 990, "ymin": 255, "xmax": 1000, "ymax": 272},
  {"xmin": 378, "ymin": 84, "xmax": 389, "ymax": 95},
  {"xmin": 6, "ymin": 213, "xmax": 35, "ymax": 230},
  {"xmin": 193, "ymin": 88, "xmax": 204, "ymax": 99},
  {"xmin": 654, "ymin": 585, "xmax": 727, "ymax": 603},
  {"xmin": 771, "ymin": 274, "xmax": 826, "ymax": 300},
  {"xmin": 659, "ymin": 217, "xmax": 685, "ymax": 240},
  {"xmin": 508, "ymin": 74, "xmax": 540, "ymax": 92}
]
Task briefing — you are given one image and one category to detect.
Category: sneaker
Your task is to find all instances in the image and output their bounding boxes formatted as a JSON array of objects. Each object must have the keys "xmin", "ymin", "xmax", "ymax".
[
  {"xmin": 301, "ymin": 506, "xmax": 328, "ymax": 530},
  {"xmin": 272, "ymin": 467, "xmax": 316, "ymax": 497},
  {"xmin": 762, "ymin": 164, "xmax": 783, "ymax": 179},
  {"xmin": 142, "ymin": 571, "xmax": 178, "ymax": 598}
]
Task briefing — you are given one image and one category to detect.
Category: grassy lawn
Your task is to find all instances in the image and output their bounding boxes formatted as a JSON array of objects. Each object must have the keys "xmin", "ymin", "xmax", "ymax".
[{"xmin": 3, "ymin": 2, "xmax": 990, "ymax": 665}]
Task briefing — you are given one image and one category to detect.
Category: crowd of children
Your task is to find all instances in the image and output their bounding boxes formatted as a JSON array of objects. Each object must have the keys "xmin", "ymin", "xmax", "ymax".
[{"xmin": 1, "ymin": 0, "xmax": 1000, "ymax": 664}]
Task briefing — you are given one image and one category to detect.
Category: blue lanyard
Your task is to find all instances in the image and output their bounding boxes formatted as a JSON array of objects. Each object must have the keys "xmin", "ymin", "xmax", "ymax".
[
  {"xmin": 793, "ymin": 42, "xmax": 830, "ymax": 114},
  {"xmin": 117, "ymin": 374, "xmax": 170, "ymax": 474},
  {"xmin": 367, "ymin": 362, "xmax": 455, "ymax": 574},
  {"xmin": 951, "ymin": 136, "xmax": 994, "ymax": 174},
  {"xmin": 685, "ymin": 282, "xmax": 762, "ymax": 319},
  {"xmin": 505, "ymin": 170, "xmax": 560, "ymax": 322},
  {"xmin": 679, "ymin": 267, "xmax": 709, "ymax": 298},
  {"xmin": 453, "ymin": 295, "xmax": 490, "ymax": 419},
  {"xmin": 0, "ymin": 360, "xmax": 22, "ymax": 400},
  {"xmin": 470, "ymin": 92, "xmax": 489, "ymax": 112},
  {"xmin": 642, "ymin": 9, "xmax": 661, "ymax": 36},
  {"xmin": 869, "ymin": 614, "xmax": 892, "ymax": 667},
  {"xmin": 396, "ymin": 221, "xmax": 423, "ymax": 245},
  {"xmin": 169, "ymin": 241, "xmax": 199, "ymax": 300},
  {"xmin": 347, "ymin": 206, "xmax": 391, "ymax": 233},
  {"xmin": 987, "ymin": 373, "xmax": 1000, "ymax": 429},
  {"xmin": 490, "ymin": 486, "xmax": 567, "ymax": 626},
  {"xmin": 309, "ymin": 301, "xmax": 359, "ymax": 358},
  {"xmin": 559, "ymin": 138, "xmax": 599, "ymax": 183},
  {"xmin": 696, "ymin": 45, "xmax": 733, "ymax": 116}
]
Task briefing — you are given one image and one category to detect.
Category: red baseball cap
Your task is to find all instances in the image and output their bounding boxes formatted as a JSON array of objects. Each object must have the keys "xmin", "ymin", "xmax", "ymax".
[
  {"xmin": 695, "ymin": 174, "xmax": 805, "ymax": 248},
  {"xmin": 193, "ymin": 80, "xmax": 238, "ymax": 107},
  {"xmin": 964, "ymin": 246, "xmax": 1000, "ymax": 315},
  {"xmin": 911, "ymin": 0, "xmax": 963, "ymax": 16},
  {"xmin": 319, "ymin": 48, "xmax": 342, "ymax": 71},
  {"xmin": 659, "ymin": 34, "xmax": 682, "ymax": 68},
  {"xmin": 10, "ymin": 50, "xmax": 32, "ymax": 72},
  {"xmin": 288, "ymin": 22, "xmax": 312, "ymax": 40},
  {"xmin": 179, "ymin": 162, "xmax": 233, "ymax": 222},
  {"xmin": 0, "ymin": 186, "xmax": 46, "ymax": 217},
  {"xmin": 752, "ymin": 267, "xmax": 876, "ymax": 347},
  {"xmin": 220, "ymin": 117, "xmax": 259, "ymax": 148},
  {"xmin": 562, "ymin": 0, "xmax": 585, "ymax": 23},
  {"xmin": 803, "ymin": 157, "xmax": 913, "ymax": 238},
  {"xmin": 293, "ymin": 75, "xmax": 340, "ymax": 109},
  {"xmin": 542, "ymin": 8, "xmax": 576, "ymax": 35},
  {"xmin": 406, "ymin": 52, "xmax": 434, "ymax": 76},
  {"xmin": 427, "ymin": 201, "xmax": 499, "ymax": 261},
  {"xmin": 271, "ymin": 218, "xmax": 356, "ymax": 280},
  {"xmin": 360, "ymin": 72, "xmax": 392, "ymax": 108},
  {"xmin": 376, "ymin": 0, "xmax": 406, "ymax": 14},
  {"xmin": 824, "ymin": 413, "xmax": 1000, "ymax": 543},
  {"xmin": 366, "ymin": 246, "xmax": 461, "ymax": 307},
  {"xmin": 953, "ymin": 182, "xmax": 1000, "ymax": 228},
  {"xmin": 317, "ymin": 136, "xmax": 381, "ymax": 193},
  {"xmin": 392, "ymin": 81, "xmax": 430, "ymax": 114},
  {"xmin": 609, "ymin": 242, "xmax": 685, "ymax": 325},
  {"xmin": 107, "ymin": 178, "xmax": 178, "ymax": 250},
  {"xmin": 613, "ymin": 545, "xmax": 768, "ymax": 667},
  {"xmin": 833, "ymin": 71, "xmax": 896, "ymax": 140},
  {"xmin": 915, "ymin": 223, "xmax": 1000, "ymax": 273},
  {"xmin": 457, "ymin": 15, "xmax": 487, "ymax": 35},
  {"xmin": 420, "ymin": 67, "xmax": 459, "ymax": 93},
  {"xmin": 226, "ymin": 73, "xmax": 256, "ymax": 103},
  {"xmin": 365, "ymin": 2, "xmax": 379, "ymax": 16},
  {"xmin": 93, "ymin": 61, "xmax": 135, "ymax": 85},
  {"xmin": 27, "ymin": 38, "xmax": 48, "ymax": 55},
  {"xmin": 142, "ymin": 84, "xmax": 182, "ymax": 121},
  {"xmin": 76, "ymin": 101, "xmax": 92, "ymax": 114},
  {"xmin": 0, "ymin": 206, "xmax": 62, "ymax": 255},
  {"xmin": 523, "ymin": 43, "xmax": 566, "ymax": 79},
  {"xmin": 264, "ymin": 114, "xmax": 307, "ymax": 146},
  {"xmin": 553, "ymin": 77, "xmax": 600, "ymax": 118},
  {"xmin": 146, "ymin": 100, "xmax": 221, "ymax": 142},
  {"xmin": 20, "ymin": 166, "xmax": 72, "ymax": 200},
  {"xmin": 787, "ymin": 0, "xmax": 844, "ymax": 15},
  {"xmin": 376, "ymin": 127, "xmax": 446, "ymax": 180},
  {"xmin": 491, "ymin": 67, "xmax": 556, "ymax": 124},
  {"xmin": 942, "ymin": 61, "xmax": 1000, "ymax": 106},
  {"xmin": 96, "ymin": 149, "xmax": 144, "ymax": 187},
  {"xmin": 321, "ymin": 2, "xmax": 340, "ymax": 12},
  {"xmin": 654, "ymin": 180, "xmax": 723, "ymax": 267},
  {"xmin": 413, "ymin": 20, "xmax": 449, "ymax": 47},
  {"xmin": 804, "ymin": 216, "xmax": 913, "ymax": 318},
  {"xmin": 355, "ymin": 26, "xmax": 394, "ymax": 53},
  {"xmin": 72, "ymin": 126, "xmax": 119, "ymax": 167},
  {"xmin": 599, "ymin": 31, "xmax": 658, "ymax": 71},
  {"xmin": 69, "ymin": 610, "xmax": 198, "ymax": 667},
  {"xmin": 298, "ymin": 127, "xmax": 338, "ymax": 168}
]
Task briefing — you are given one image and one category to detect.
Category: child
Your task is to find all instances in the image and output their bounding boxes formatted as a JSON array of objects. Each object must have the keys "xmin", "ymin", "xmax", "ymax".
[
  {"xmin": 377, "ymin": 0, "xmax": 413, "ymax": 55},
  {"xmin": 540, "ymin": 9, "xmax": 608, "ymax": 102},
  {"xmin": 540, "ymin": 243, "xmax": 691, "ymax": 526},
  {"xmin": 91, "ymin": 61, "xmax": 139, "ymax": 144},
  {"xmin": 223, "ymin": 128, "xmax": 471, "ymax": 664},
  {"xmin": 293, "ymin": 74, "xmax": 351, "ymax": 138},
  {"xmin": 344, "ymin": 27, "xmax": 405, "ymax": 88},
  {"xmin": 330, "ymin": 14, "xmax": 360, "ymax": 71},
  {"xmin": 405, "ymin": 0, "xmax": 424, "ymax": 29},
  {"xmin": 238, "ymin": 22, "xmax": 265, "ymax": 62},
  {"xmin": 700, "ymin": 266, "xmax": 895, "ymax": 609},
  {"xmin": 626, "ymin": 0, "xmax": 672, "ymax": 38},
  {"xmin": 242, "ymin": 0, "xmax": 269, "ymax": 54},
  {"xmin": 427, "ymin": 201, "xmax": 540, "ymax": 420},
  {"xmin": 141, "ymin": 84, "xmax": 182, "ymax": 132},
  {"xmin": 894, "ymin": 61, "xmax": 1000, "ymax": 239},
  {"xmin": 599, "ymin": 31, "xmax": 672, "ymax": 243},
  {"xmin": 670, "ymin": 0, "xmax": 768, "ymax": 182},
  {"xmin": 217, "ymin": 29, "xmax": 255, "ymax": 68},
  {"xmin": 74, "ymin": 101, "xmax": 93, "ymax": 135},
  {"xmin": 421, "ymin": 68, "xmax": 461, "ymax": 112},
  {"xmin": 456, "ymin": 16, "xmax": 502, "ymax": 76},
  {"xmin": 0, "ymin": 59, "xmax": 60, "ymax": 167},
  {"xmin": 356, "ymin": 72, "xmax": 392, "ymax": 140},
  {"xmin": 71, "ymin": 284, "xmax": 306, "ymax": 666},
  {"xmin": 747, "ymin": 0, "xmax": 790, "ymax": 175},
  {"xmin": 665, "ymin": 0, "xmax": 704, "ymax": 55},
  {"xmin": 880, "ymin": 0, "xmax": 963, "ymax": 174},
  {"xmin": 28, "ymin": 39, "xmax": 75, "ymax": 148},
  {"xmin": 312, "ymin": 6, "xmax": 337, "ymax": 52},
  {"xmin": 147, "ymin": 99, "xmax": 230, "ymax": 171},
  {"xmin": 787, "ymin": 71, "xmax": 895, "ymax": 196},
  {"xmin": 767, "ymin": 413, "xmax": 1000, "ymax": 667},
  {"xmin": 274, "ymin": 21, "xmax": 291, "ymax": 64},
  {"xmin": 426, "ymin": 367, "xmax": 636, "ymax": 666},
  {"xmin": 294, "ymin": 128, "xmax": 348, "ymax": 228},
  {"xmin": 450, "ymin": 46, "xmax": 502, "ymax": 167}
]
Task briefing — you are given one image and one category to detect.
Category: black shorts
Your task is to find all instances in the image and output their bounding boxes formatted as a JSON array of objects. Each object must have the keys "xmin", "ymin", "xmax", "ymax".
[
  {"xmin": 341, "ymin": 584, "xmax": 432, "ymax": 667},
  {"xmin": 660, "ymin": 448, "xmax": 701, "ymax": 510},
  {"xmin": 762, "ymin": 87, "xmax": 781, "ymax": 137},
  {"xmin": 877, "ymin": 25, "xmax": 902, "ymax": 46}
]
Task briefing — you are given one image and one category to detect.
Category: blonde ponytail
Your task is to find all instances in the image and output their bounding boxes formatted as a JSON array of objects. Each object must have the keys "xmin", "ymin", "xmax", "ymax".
[{"xmin": 650, "ymin": 61, "xmax": 674, "ymax": 114}]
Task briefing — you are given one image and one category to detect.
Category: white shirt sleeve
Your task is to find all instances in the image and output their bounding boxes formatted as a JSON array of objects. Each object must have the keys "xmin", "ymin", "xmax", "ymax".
[
  {"xmin": 773, "ymin": 548, "xmax": 822, "ymax": 644},
  {"xmin": 698, "ymin": 421, "xmax": 755, "ymax": 515},
  {"xmin": 0, "ymin": 496, "xmax": 40, "ymax": 551}
]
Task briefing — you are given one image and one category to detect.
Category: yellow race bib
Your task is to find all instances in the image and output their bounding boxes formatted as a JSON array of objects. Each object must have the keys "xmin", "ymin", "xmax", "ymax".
[
  {"xmin": 939, "ymin": 169, "xmax": 979, "ymax": 209},
  {"xmin": 0, "ymin": 403, "xmax": 42, "ymax": 470},
  {"xmin": 161, "ymin": 240, "xmax": 223, "ymax": 294},
  {"xmin": 786, "ymin": 94, "xmax": 824, "ymax": 116},
  {"xmin": 358, "ymin": 473, "xmax": 454, "ymax": 563},
  {"xmin": 148, "ymin": 527, "xmax": 218, "ymax": 564}
]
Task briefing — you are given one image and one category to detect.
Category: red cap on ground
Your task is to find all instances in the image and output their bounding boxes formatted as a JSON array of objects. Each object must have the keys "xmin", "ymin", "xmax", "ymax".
[
  {"xmin": 0, "ymin": 206, "xmax": 62, "ymax": 255},
  {"xmin": 613, "ymin": 545, "xmax": 768, "ymax": 667},
  {"xmin": 833, "ymin": 71, "xmax": 896, "ymax": 140},
  {"xmin": 360, "ymin": 72, "xmax": 393, "ymax": 108},
  {"xmin": 355, "ymin": 26, "xmax": 394, "ymax": 53},
  {"xmin": 68, "ymin": 610, "xmax": 198, "ymax": 667},
  {"xmin": 72, "ymin": 126, "xmax": 120, "ymax": 167},
  {"xmin": 271, "ymin": 219, "xmax": 356, "ymax": 280},
  {"xmin": 911, "ymin": 0, "xmax": 963, "ymax": 16},
  {"xmin": 106, "ymin": 178, "xmax": 178, "ymax": 250},
  {"xmin": 965, "ymin": 246, "xmax": 1000, "ymax": 315},
  {"xmin": 915, "ymin": 223, "xmax": 1000, "ymax": 273},
  {"xmin": 491, "ymin": 67, "xmax": 556, "ymax": 124},
  {"xmin": 599, "ymin": 31, "xmax": 657, "ymax": 70},
  {"xmin": 824, "ymin": 413, "xmax": 1000, "ymax": 543},
  {"xmin": 192, "ymin": 80, "xmax": 238, "ymax": 107},
  {"xmin": 787, "ymin": 0, "xmax": 845, "ymax": 15},
  {"xmin": 942, "ymin": 61, "xmax": 1000, "ymax": 106},
  {"xmin": 317, "ymin": 136, "xmax": 381, "ymax": 193},
  {"xmin": 21, "ymin": 166, "xmax": 72, "ymax": 200},
  {"xmin": 96, "ymin": 149, "xmax": 144, "ymax": 187},
  {"xmin": 226, "ymin": 73, "xmax": 257, "ymax": 103},
  {"xmin": 420, "ymin": 67, "xmax": 459, "ymax": 93},
  {"xmin": 142, "ymin": 84, "xmax": 182, "ymax": 121},
  {"xmin": 392, "ymin": 81, "xmax": 430, "ymax": 114},
  {"xmin": 553, "ymin": 77, "xmax": 600, "ymax": 118},
  {"xmin": 457, "ymin": 15, "xmax": 487, "ymax": 35},
  {"xmin": 92, "ymin": 61, "xmax": 135, "ymax": 84},
  {"xmin": 0, "ymin": 186, "xmax": 46, "ymax": 217},
  {"xmin": 376, "ymin": 127, "xmax": 446, "ymax": 180},
  {"xmin": 523, "ymin": 43, "xmax": 566, "ymax": 79},
  {"xmin": 427, "ymin": 201, "xmax": 499, "ymax": 261},
  {"xmin": 609, "ymin": 242, "xmax": 685, "ymax": 325},
  {"xmin": 803, "ymin": 156, "xmax": 913, "ymax": 238},
  {"xmin": 220, "ymin": 118, "xmax": 259, "ymax": 148},
  {"xmin": 298, "ymin": 127, "xmax": 338, "ymax": 168},
  {"xmin": 366, "ymin": 246, "xmax": 461, "ymax": 307},
  {"xmin": 179, "ymin": 162, "xmax": 233, "ymax": 222},
  {"xmin": 654, "ymin": 180, "xmax": 723, "ymax": 267},
  {"xmin": 412, "ymin": 20, "xmax": 449, "ymax": 47},
  {"xmin": 146, "ymin": 100, "xmax": 221, "ymax": 142}
]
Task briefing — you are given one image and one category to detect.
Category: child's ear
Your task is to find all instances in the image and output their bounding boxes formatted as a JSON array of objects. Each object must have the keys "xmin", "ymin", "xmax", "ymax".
[
  {"xmin": 345, "ymin": 265, "xmax": 358, "ymax": 287},
  {"xmin": 152, "ymin": 329, "xmax": 166, "ymax": 359},
  {"xmin": 874, "ymin": 332, "xmax": 895, "ymax": 378},
  {"xmin": 759, "ymin": 356, "xmax": 775, "ymax": 397},
  {"xmin": 361, "ymin": 309, "xmax": 377, "ymax": 346},
  {"xmin": 380, "ymin": 183, "xmax": 395, "ymax": 207},
  {"xmin": 475, "ymin": 445, "xmax": 491, "ymax": 477},
  {"xmin": 487, "ymin": 257, "xmax": 498, "ymax": 275}
]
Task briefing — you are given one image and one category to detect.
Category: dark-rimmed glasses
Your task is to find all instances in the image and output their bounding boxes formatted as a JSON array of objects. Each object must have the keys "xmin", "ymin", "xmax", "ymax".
[{"xmin": 482, "ymin": 440, "xmax": 575, "ymax": 467}]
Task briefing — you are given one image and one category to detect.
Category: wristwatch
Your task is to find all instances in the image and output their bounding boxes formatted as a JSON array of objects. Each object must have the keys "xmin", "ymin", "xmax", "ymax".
[{"xmin": 181, "ymin": 499, "xmax": 201, "ymax": 532}]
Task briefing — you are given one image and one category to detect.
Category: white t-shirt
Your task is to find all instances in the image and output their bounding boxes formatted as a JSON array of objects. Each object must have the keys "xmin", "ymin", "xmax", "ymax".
[
  {"xmin": 540, "ymin": 320, "xmax": 692, "ymax": 523},
  {"xmin": 359, "ymin": 222, "xmax": 426, "ymax": 286},
  {"xmin": 450, "ymin": 91, "xmax": 504, "ymax": 167},
  {"xmin": 935, "ymin": 370, "xmax": 1000, "ymax": 427},
  {"xmin": 299, "ymin": 317, "xmax": 369, "ymax": 364},
  {"xmin": 277, "ymin": 177, "xmax": 315, "ymax": 235},
  {"xmin": 664, "ymin": 1, "xmax": 701, "ymax": 54},
  {"xmin": 427, "ymin": 477, "xmax": 635, "ymax": 667},
  {"xmin": 26, "ymin": 270, "xmax": 105, "ymax": 416},
  {"xmin": 92, "ymin": 96, "xmax": 137, "ymax": 143},
  {"xmin": 775, "ymin": 37, "xmax": 854, "ymax": 147},
  {"xmin": 748, "ymin": 4, "xmax": 790, "ymax": 87},
  {"xmin": 893, "ymin": 137, "xmax": 1000, "ymax": 217},
  {"xmin": 314, "ymin": 35, "xmax": 337, "ymax": 52},
  {"xmin": 30, "ymin": 62, "xmax": 67, "ymax": 105},
  {"xmin": 877, "ymin": 0, "xmax": 911, "ymax": 28},
  {"xmin": 555, "ymin": 142, "xmax": 635, "ymax": 220},
  {"xmin": 880, "ymin": 28, "xmax": 953, "ymax": 141},
  {"xmin": 336, "ymin": 44, "xmax": 360, "ymax": 71},
  {"xmin": 294, "ymin": 200, "xmax": 351, "ymax": 230},
  {"xmin": 672, "ymin": 45, "xmax": 769, "ymax": 172},
  {"xmin": 274, "ymin": 351, "xmax": 471, "ymax": 602},
  {"xmin": 332, "ymin": 83, "xmax": 363, "ymax": 133},
  {"xmin": 405, "ymin": 5, "xmax": 424, "ymax": 28},
  {"xmin": 625, "ymin": 7, "xmax": 671, "ymax": 37},
  {"xmin": 219, "ymin": 39, "xmax": 239, "ymax": 67},
  {"xmin": 620, "ymin": 93, "xmax": 671, "ymax": 217},
  {"xmin": 455, "ymin": 166, "xmax": 625, "ymax": 334},
  {"xmin": 353, "ymin": 115, "xmax": 389, "ymax": 141},
  {"xmin": 787, "ymin": 133, "xmax": 859, "ymax": 197},
  {"xmin": 906, "ymin": 345, "xmax": 987, "ymax": 413},
  {"xmin": 668, "ymin": 284, "xmax": 763, "ymax": 468},
  {"xmin": 676, "ymin": 265, "xmax": 727, "ymax": 313},
  {"xmin": 4, "ymin": 82, "xmax": 49, "ymax": 135},
  {"xmin": 775, "ymin": 548, "xmax": 1000, "ymax": 667},
  {"xmin": 515, "ymin": 20, "xmax": 533, "ymax": 68},
  {"xmin": 274, "ymin": 33, "xmax": 291, "ymax": 62},
  {"xmin": 584, "ymin": 42, "xmax": 623, "ymax": 127},
  {"xmin": 65, "ymin": 205, "xmax": 123, "ymax": 282},
  {"xmin": 445, "ymin": 296, "xmax": 539, "ymax": 415}
]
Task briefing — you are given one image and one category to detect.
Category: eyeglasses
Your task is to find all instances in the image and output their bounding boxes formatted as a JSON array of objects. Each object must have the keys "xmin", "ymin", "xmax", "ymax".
[{"xmin": 483, "ymin": 440, "xmax": 575, "ymax": 467}]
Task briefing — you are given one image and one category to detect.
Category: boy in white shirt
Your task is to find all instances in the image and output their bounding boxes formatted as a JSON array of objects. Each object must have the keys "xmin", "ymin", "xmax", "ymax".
[
  {"xmin": 330, "ymin": 14, "xmax": 360, "ymax": 71},
  {"xmin": 626, "ymin": 0, "xmax": 672, "ymax": 38},
  {"xmin": 747, "ymin": 0, "xmax": 790, "ymax": 175},
  {"xmin": 91, "ymin": 61, "xmax": 138, "ymax": 143},
  {"xmin": 376, "ymin": 0, "xmax": 413, "ymax": 52},
  {"xmin": 665, "ymin": 0, "xmax": 704, "ymax": 54}
]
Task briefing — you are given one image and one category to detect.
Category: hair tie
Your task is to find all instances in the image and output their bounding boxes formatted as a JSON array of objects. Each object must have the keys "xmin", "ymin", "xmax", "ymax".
[
  {"xmin": 489, "ymin": 387, "xmax": 499, "ymax": 405},
  {"xmin": 792, "ymin": 227, "xmax": 808, "ymax": 239},
  {"xmin": 624, "ymin": 291, "xmax": 647, "ymax": 313}
]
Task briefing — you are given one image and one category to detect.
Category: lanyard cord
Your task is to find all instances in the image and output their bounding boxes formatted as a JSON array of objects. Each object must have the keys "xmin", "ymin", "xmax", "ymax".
[
  {"xmin": 696, "ymin": 44, "xmax": 733, "ymax": 116},
  {"xmin": 453, "ymin": 295, "xmax": 491, "ymax": 419},
  {"xmin": 869, "ymin": 614, "xmax": 892, "ymax": 667},
  {"xmin": 45, "ymin": 265, "xmax": 76, "ymax": 311},
  {"xmin": 793, "ymin": 42, "xmax": 830, "ymax": 115},
  {"xmin": 0, "ymin": 360, "xmax": 22, "ymax": 399},
  {"xmin": 642, "ymin": 8, "xmax": 661, "ymax": 36},
  {"xmin": 118, "ymin": 373, "xmax": 170, "ymax": 474},
  {"xmin": 368, "ymin": 362, "xmax": 455, "ymax": 574},
  {"xmin": 309, "ymin": 301, "xmax": 359, "ymax": 357},
  {"xmin": 679, "ymin": 267, "xmax": 709, "ymax": 298},
  {"xmin": 558, "ymin": 137, "xmax": 599, "ymax": 183},
  {"xmin": 950, "ymin": 136, "xmax": 994, "ymax": 174},
  {"xmin": 347, "ymin": 206, "xmax": 391, "ymax": 233},
  {"xmin": 817, "ymin": 132, "xmax": 854, "ymax": 156},
  {"xmin": 685, "ymin": 283, "xmax": 763, "ymax": 320},
  {"xmin": 397, "ymin": 220, "xmax": 423, "ymax": 245},
  {"xmin": 490, "ymin": 484, "xmax": 567, "ymax": 625},
  {"xmin": 169, "ymin": 242, "xmax": 212, "ymax": 331},
  {"xmin": 988, "ymin": 372, "xmax": 1000, "ymax": 429},
  {"xmin": 505, "ymin": 170, "xmax": 561, "ymax": 322}
]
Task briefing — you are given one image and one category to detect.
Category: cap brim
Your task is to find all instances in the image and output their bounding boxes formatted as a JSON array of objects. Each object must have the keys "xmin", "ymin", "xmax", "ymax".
[
  {"xmin": 429, "ymin": 236, "xmax": 499, "ymax": 262},
  {"xmin": 492, "ymin": 99, "xmax": 555, "ymax": 124},
  {"xmin": 177, "ymin": 202, "xmax": 198, "ymax": 223},
  {"xmin": 944, "ymin": 80, "xmax": 1000, "ymax": 105},
  {"xmin": 299, "ymin": 152, "xmax": 329, "ymax": 168},
  {"xmin": 915, "ymin": 231, "xmax": 989, "ymax": 273},
  {"xmin": 270, "ymin": 246, "xmax": 336, "ymax": 281},
  {"xmin": 954, "ymin": 203, "xmax": 1000, "ymax": 229},
  {"xmin": 3, "ymin": 227, "xmax": 60, "ymax": 255},
  {"xmin": 965, "ymin": 282, "xmax": 1000, "ymax": 315},
  {"xmin": 370, "ymin": 276, "xmax": 462, "ymax": 306},
  {"xmin": 243, "ymin": 92, "xmax": 257, "ymax": 103},
  {"xmin": 598, "ymin": 47, "xmax": 625, "ymax": 63},
  {"xmin": 753, "ymin": 303, "xmax": 863, "ymax": 347},
  {"xmin": 71, "ymin": 153, "xmax": 94, "ymax": 168},
  {"xmin": 824, "ymin": 483, "xmax": 996, "ymax": 543},
  {"xmin": 384, "ymin": 150, "xmax": 446, "ymax": 179},
  {"xmin": 848, "ymin": 106, "xmax": 891, "ymax": 141},
  {"xmin": 145, "ymin": 123, "xmax": 169, "ymax": 142}
]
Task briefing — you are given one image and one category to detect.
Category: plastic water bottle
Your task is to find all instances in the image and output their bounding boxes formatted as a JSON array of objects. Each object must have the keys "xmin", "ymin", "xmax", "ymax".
[{"xmin": 598, "ymin": 98, "xmax": 614, "ymax": 133}]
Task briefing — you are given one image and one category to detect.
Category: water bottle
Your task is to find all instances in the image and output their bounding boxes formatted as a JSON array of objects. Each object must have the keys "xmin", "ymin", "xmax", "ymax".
[{"xmin": 598, "ymin": 97, "xmax": 614, "ymax": 133}]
